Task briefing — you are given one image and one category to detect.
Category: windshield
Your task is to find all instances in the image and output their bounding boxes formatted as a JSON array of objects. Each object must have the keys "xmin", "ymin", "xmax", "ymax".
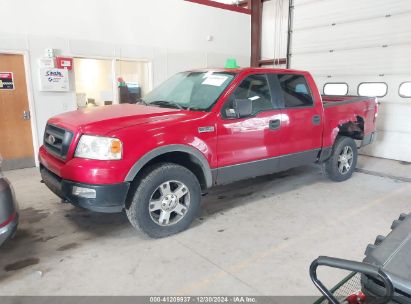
[{"xmin": 143, "ymin": 71, "xmax": 236, "ymax": 110}]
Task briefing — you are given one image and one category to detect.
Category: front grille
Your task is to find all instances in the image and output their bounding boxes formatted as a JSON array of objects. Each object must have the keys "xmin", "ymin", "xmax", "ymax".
[{"xmin": 44, "ymin": 124, "xmax": 73, "ymax": 159}]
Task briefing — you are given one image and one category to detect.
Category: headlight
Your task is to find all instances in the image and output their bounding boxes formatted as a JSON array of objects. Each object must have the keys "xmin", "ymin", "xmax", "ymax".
[{"xmin": 75, "ymin": 135, "xmax": 122, "ymax": 160}]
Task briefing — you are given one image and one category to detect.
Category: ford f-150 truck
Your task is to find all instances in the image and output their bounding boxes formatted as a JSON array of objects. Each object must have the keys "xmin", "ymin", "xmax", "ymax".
[{"xmin": 39, "ymin": 68, "xmax": 378, "ymax": 238}]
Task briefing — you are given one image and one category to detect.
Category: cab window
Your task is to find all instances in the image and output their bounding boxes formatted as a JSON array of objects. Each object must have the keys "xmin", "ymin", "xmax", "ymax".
[
  {"xmin": 278, "ymin": 74, "xmax": 313, "ymax": 108},
  {"xmin": 224, "ymin": 74, "xmax": 274, "ymax": 117}
]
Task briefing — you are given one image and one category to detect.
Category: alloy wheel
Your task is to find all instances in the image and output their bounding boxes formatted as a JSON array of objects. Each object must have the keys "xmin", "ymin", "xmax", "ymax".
[
  {"xmin": 148, "ymin": 180, "xmax": 190, "ymax": 226},
  {"xmin": 337, "ymin": 146, "xmax": 354, "ymax": 174}
]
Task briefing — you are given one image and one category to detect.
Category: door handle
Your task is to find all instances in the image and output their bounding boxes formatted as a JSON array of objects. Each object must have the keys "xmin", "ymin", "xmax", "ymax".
[
  {"xmin": 269, "ymin": 119, "xmax": 281, "ymax": 130},
  {"xmin": 23, "ymin": 110, "xmax": 31, "ymax": 121},
  {"xmin": 312, "ymin": 115, "xmax": 321, "ymax": 125}
]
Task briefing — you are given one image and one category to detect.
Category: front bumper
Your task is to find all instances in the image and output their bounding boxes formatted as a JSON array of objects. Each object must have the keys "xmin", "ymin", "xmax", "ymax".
[{"xmin": 40, "ymin": 166, "xmax": 130, "ymax": 213}]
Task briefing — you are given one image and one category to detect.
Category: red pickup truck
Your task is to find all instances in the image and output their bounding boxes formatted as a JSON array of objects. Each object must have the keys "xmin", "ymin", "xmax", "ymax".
[{"xmin": 39, "ymin": 68, "xmax": 378, "ymax": 238}]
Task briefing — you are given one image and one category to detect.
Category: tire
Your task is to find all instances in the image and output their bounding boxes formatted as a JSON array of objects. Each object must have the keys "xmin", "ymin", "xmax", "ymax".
[
  {"xmin": 126, "ymin": 163, "xmax": 201, "ymax": 238},
  {"xmin": 322, "ymin": 136, "xmax": 358, "ymax": 182}
]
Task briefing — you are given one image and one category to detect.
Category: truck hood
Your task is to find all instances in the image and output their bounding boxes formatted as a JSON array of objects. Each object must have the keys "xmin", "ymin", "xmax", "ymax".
[{"xmin": 48, "ymin": 104, "xmax": 197, "ymax": 135}]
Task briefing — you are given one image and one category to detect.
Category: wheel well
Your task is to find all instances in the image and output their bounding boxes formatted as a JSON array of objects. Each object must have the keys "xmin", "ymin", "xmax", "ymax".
[
  {"xmin": 338, "ymin": 116, "xmax": 364, "ymax": 140},
  {"xmin": 124, "ymin": 151, "xmax": 207, "ymax": 209}
]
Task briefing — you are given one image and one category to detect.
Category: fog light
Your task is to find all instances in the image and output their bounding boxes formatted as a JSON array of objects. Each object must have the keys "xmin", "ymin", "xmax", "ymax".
[{"xmin": 72, "ymin": 186, "xmax": 96, "ymax": 199}]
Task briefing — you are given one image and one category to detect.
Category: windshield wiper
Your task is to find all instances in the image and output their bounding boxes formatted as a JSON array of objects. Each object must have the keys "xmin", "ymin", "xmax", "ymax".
[
  {"xmin": 149, "ymin": 100, "xmax": 184, "ymax": 109},
  {"xmin": 138, "ymin": 98, "xmax": 148, "ymax": 106}
]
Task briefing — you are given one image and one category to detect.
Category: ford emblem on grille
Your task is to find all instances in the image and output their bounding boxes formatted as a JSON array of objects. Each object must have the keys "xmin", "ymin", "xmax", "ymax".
[{"xmin": 48, "ymin": 134, "xmax": 56, "ymax": 144}]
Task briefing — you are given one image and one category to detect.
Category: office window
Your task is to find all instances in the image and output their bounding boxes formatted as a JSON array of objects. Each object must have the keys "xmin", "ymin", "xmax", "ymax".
[
  {"xmin": 74, "ymin": 58, "xmax": 150, "ymax": 107},
  {"xmin": 323, "ymin": 83, "xmax": 349, "ymax": 96},
  {"xmin": 232, "ymin": 74, "xmax": 273, "ymax": 115},
  {"xmin": 358, "ymin": 82, "xmax": 387, "ymax": 97},
  {"xmin": 278, "ymin": 74, "xmax": 313, "ymax": 107},
  {"xmin": 399, "ymin": 82, "xmax": 411, "ymax": 98},
  {"xmin": 74, "ymin": 58, "xmax": 113, "ymax": 107}
]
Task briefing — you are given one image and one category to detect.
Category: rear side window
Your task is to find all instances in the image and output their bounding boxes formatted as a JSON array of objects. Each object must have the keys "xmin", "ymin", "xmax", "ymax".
[
  {"xmin": 278, "ymin": 74, "xmax": 313, "ymax": 108},
  {"xmin": 358, "ymin": 82, "xmax": 387, "ymax": 97},
  {"xmin": 232, "ymin": 74, "xmax": 273, "ymax": 115},
  {"xmin": 399, "ymin": 82, "xmax": 411, "ymax": 98},
  {"xmin": 323, "ymin": 83, "xmax": 349, "ymax": 95}
]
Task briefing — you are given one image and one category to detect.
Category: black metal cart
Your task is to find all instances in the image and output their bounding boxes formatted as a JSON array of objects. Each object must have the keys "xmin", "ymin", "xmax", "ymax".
[{"xmin": 310, "ymin": 213, "xmax": 411, "ymax": 304}]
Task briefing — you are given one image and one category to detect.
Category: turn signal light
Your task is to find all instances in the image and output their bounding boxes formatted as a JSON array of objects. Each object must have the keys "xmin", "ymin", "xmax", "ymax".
[{"xmin": 110, "ymin": 139, "xmax": 122, "ymax": 154}]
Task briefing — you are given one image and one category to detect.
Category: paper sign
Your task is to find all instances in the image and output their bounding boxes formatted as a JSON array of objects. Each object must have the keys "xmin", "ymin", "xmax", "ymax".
[
  {"xmin": 202, "ymin": 75, "xmax": 228, "ymax": 87},
  {"xmin": 39, "ymin": 68, "xmax": 69, "ymax": 92},
  {"xmin": 38, "ymin": 58, "xmax": 55, "ymax": 68},
  {"xmin": 0, "ymin": 72, "xmax": 14, "ymax": 90}
]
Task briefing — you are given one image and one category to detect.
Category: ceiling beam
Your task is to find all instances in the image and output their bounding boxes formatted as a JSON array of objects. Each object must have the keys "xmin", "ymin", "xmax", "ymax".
[
  {"xmin": 251, "ymin": 0, "xmax": 263, "ymax": 67},
  {"xmin": 185, "ymin": 0, "xmax": 251, "ymax": 14}
]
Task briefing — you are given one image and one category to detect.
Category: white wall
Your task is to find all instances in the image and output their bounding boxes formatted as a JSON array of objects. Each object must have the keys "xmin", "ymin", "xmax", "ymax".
[{"xmin": 0, "ymin": 0, "xmax": 251, "ymax": 160}]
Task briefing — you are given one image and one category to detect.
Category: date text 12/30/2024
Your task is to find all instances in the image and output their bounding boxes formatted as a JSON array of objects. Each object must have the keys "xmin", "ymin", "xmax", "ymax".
[{"xmin": 149, "ymin": 297, "xmax": 257, "ymax": 303}]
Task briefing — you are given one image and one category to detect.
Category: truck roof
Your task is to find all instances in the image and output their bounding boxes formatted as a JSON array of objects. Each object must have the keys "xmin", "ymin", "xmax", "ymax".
[{"xmin": 189, "ymin": 67, "xmax": 309, "ymax": 74}]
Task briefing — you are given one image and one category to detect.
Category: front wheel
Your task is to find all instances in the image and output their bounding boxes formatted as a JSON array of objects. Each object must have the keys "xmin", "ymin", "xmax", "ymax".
[
  {"xmin": 126, "ymin": 163, "xmax": 201, "ymax": 238},
  {"xmin": 322, "ymin": 136, "xmax": 358, "ymax": 182}
]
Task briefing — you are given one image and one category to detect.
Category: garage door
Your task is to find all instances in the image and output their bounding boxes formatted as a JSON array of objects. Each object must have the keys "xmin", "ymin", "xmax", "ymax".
[{"xmin": 289, "ymin": 0, "xmax": 411, "ymax": 162}]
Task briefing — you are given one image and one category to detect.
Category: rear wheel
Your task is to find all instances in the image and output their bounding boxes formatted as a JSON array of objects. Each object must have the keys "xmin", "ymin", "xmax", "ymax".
[
  {"xmin": 322, "ymin": 136, "xmax": 358, "ymax": 182},
  {"xmin": 126, "ymin": 163, "xmax": 201, "ymax": 238}
]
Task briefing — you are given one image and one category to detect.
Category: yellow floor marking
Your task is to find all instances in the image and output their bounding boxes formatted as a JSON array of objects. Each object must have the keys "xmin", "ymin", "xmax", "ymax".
[{"xmin": 177, "ymin": 184, "xmax": 411, "ymax": 294}]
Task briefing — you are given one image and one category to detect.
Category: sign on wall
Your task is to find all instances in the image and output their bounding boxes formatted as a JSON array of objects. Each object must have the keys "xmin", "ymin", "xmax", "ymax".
[
  {"xmin": 38, "ymin": 57, "xmax": 55, "ymax": 69},
  {"xmin": 0, "ymin": 72, "xmax": 14, "ymax": 90},
  {"xmin": 39, "ymin": 68, "xmax": 69, "ymax": 92},
  {"xmin": 56, "ymin": 57, "xmax": 73, "ymax": 70}
]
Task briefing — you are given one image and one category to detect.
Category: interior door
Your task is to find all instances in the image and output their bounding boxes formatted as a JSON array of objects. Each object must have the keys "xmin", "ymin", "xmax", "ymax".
[
  {"xmin": 0, "ymin": 54, "xmax": 35, "ymax": 170},
  {"xmin": 216, "ymin": 73, "xmax": 284, "ymax": 184}
]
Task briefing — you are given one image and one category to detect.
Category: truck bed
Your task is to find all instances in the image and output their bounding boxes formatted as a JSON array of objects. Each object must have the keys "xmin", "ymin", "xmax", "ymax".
[
  {"xmin": 320, "ymin": 95, "xmax": 378, "ymax": 148},
  {"xmin": 322, "ymin": 95, "xmax": 376, "ymax": 106}
]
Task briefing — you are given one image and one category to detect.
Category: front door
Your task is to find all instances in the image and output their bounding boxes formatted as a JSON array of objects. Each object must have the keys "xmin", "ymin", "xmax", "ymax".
[
  {"xmin": 0, "ymin": 54, "xmax": 35, "ymax": 170},
  {"xmin": 216, "ymin": 73, "xmax": 284, "ymax": 184}
]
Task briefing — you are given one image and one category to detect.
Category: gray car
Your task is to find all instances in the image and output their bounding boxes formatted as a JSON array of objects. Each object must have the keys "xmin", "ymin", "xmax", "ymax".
[{"xmin": 0, "ymin": 156, "xmax": 18, "ymax": 246}]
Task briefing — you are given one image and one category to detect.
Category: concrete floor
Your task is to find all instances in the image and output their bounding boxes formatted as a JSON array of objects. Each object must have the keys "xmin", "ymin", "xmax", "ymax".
[{"xmin": 0, "ymin": 155, "xmax": 410, "ymax": 296}]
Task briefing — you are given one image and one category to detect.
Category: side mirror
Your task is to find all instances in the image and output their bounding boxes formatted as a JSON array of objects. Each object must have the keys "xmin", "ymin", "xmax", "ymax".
[
  {"xmin": 225, "ymin": 99, "xmax": 252, "ymax": 118},
  {"xmin": 234, "ymin": 99, "xmax": 253, "ymax": 118}
]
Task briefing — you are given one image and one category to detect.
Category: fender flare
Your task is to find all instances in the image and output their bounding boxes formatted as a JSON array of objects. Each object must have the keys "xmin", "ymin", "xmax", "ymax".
[{"xmin": 124, "ymin": 144, "xmax": 213, "ymax": 188}]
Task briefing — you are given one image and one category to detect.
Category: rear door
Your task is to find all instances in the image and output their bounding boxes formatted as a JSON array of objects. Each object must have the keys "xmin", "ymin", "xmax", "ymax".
[
  {"xmin": 216, "ymin": 73, "xmax": 285, "ymax": 184},
  {"xmin": 276, "ymin": 73, "xmax": 323, "ymax": 170},
  {"xmin": 0, "ymin": 54, "xmax": 35, "ymax": 170}
]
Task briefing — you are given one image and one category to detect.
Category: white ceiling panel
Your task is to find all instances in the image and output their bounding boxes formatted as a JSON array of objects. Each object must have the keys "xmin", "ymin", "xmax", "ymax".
[
  {"xmin": 361, "ymin": 130, "xmax": 411, "ymax": 162},
  {"xmin": 292, "ymin": 13, "xmax": 411, "ymax": 54},
  {"xmin": 291, "ymin": 44, "xmax": 411, "ymax": 76},
  {"xmin": 293, "ymin": 0, "xmax": 411, "ymax": 30}
]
